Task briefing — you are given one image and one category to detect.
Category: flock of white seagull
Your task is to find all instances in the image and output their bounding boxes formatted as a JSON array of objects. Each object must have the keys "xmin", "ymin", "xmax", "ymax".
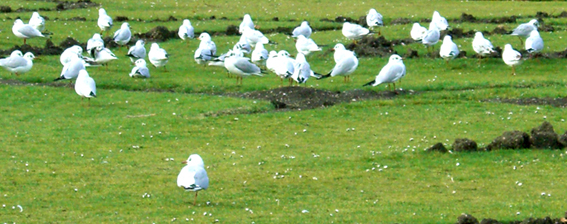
[{"xmin": 0, "ymin": 7, "xmax": 548, "ymax": 203}]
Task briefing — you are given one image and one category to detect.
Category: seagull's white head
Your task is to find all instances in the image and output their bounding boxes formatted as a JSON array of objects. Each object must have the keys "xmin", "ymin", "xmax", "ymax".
[
  {"xmin": 474, "ymin": 32, "xmax": 484, "ymax": 39},
  {"xmin": 183, "ymin": 154, "xmax": 205, "ymax": 168},
  {"xmin": 23, "ymin": 52, "xmax": 35, "ymax": 60},
  {"xmin": 301, "ymin": 21, "xmax": 309, "ymax": 27},
  {"xmin": 433, "ymin": 11, "xmax": 441, "ymax": 18},
  {"xmin": 78, "ymin": 69, "xmax": 89, "ymax": 78},
  {"xmin": 529, "ymin": 19, "xmax": 539, "ymax": 27},
  {"xmin": 529, "ymin": 30, "xmax": 540, "ymax": 37},
  {"xmin": 135, "ymin": 59, "xmax": 147, "ymax": 67},
  {"xmin": 243, "ymin": 14, "xmax": 252, "ymax": 22},
  {"xmin": 71, "ymin": 45, "xmax": 83, "ymax": 54},
  {"xmin": 333, "ymin": 43, "xmax": 346, "ymax": 51},
  {"xmin": 369, "ymin": 8, "xmax": 377, "ymax": 14},
  {"xmin": 136, "ymin": 39, "xmax": 145, "ymax": 46},
  {"xmin": 99, "ymin": 8, "xmax": 107, "ymax": 16},
  {"xmin": 255, "ymin": 42, "xmax": 265, "ymax": 49},
  {"xmin": 504, "ymin": 44, "xmax": 514, "ymax": 51},
  {"xmin": 443, "ymin": 35, "xmax": 453, "ymax": 42},
  {"xmin": 183, "ymin": 19, "xmax": 191, "ymax": 26},
  {"xmin": 389, "ymin": 54, "xmax": 403, "ymax": 62},
  {"xmin": 150, "ymin": 43, "xmax": 160, "ymax": 50},
  {"xmin": 32, "ymin": 12, "xmax": 41, "ymax": 18},
  {"xmin": 14, "ymin": 19, "xmax": 24, "ymax": 25},
  {"xmin": 11, "ymin": 50, "xmax": 23, "ymax": 58},
  {"xmin": 268, "ymin": 51, "xmax": 278, "ymax": 58},
  {"xmin": 121, "ymin": 22, "xmax": 130, "ymax": 29},
  {"xmin": 93, "ymin": 33, "xmax": 102, "ymax": 40},
  {"xmin": 198, "ymin": 32, "xmax": 211, "ymax": 41},
  {"xmin": 295, "ymin": 53, "xmax": 306, "ymax": 63},
  {"xmin": 278, "ymin": 50, "xmax": 291, "ymax": 58}
]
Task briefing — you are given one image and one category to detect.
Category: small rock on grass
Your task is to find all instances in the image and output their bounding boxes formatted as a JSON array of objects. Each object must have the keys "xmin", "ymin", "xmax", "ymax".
[
  {"xmin": 457, "ymin": 213, "xmax": 479, "ymax": 224},
  {"xmin": 530, "ymin": 121, "xmax": 563, "ymax": 149},
  {"xmin": 486, "ymin": 130, "xmax": 530, "ymax": 151},
  {"xmin": 425, "ymin": 142, "xmax": 447, "ymax": 153},
  {"xmin": 453, "ymin": 138, "xmax": 478, "ymax": 152}
]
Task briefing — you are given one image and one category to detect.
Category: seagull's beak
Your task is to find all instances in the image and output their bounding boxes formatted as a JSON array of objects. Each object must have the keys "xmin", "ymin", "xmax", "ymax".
[{"xmin": 181, "ymin": 160, "xmax": 187, "ymax": 164}]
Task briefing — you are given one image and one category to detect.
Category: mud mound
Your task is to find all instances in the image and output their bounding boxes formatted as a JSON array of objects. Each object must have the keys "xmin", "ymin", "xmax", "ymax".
[
  {"xmin": 226, "ymin": 25, "xmax": 239, "ymax": 36},
  {"xmin": 425, "ymin": 142, "xmax": 448, "ymax": 153},
  {"xmin": 453, "ymin": 138, "xmax": 478, "ymax": 152},
  {"xmin": 226, "ymin": 86, "xmax": 412, "ymax": 110},
  {"xmin": 55, "ymin": 0, "xmax": 98, "ymax": 11},
  {"xmin": 486, "ymin": 130, "xmax": 530, "ymax": 150},
  {"xmin": 530, "ymin": 121, "xmax": 562, "ymax": 149},
  {"xmin": 0, "ymin": 6, "xmax": 12, "ymax": 13},
  {"xmin": 0, "ymin": 40, "xmax": 63, "ymax": 56},
  {"xmin": 458, "ymin": 214, "xmax": 566, "ymax": 224},
  {"xmin": 346, "ymin": 36, "xmax": 396, "ymax": 57},
  {"xmin": 134, "ymin": 26, "xmax": 177, "ymax": 42},
  {"xmin": 491, "ymin": 97, "xmax": 567, "ymax": 108},
  {"xmin": 390, "ymin": 18, "xmax": 411, "ymax": 25},
  {"xmin": 59, "ymin": 37, "xmax": 84, "ymax": 49}
]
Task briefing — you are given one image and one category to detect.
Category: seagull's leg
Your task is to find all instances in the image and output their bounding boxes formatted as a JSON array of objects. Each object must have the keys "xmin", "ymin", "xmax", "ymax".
[
  {"xmin": 393, "ymin": 83, "xmax": 398, "ymax": 94},
  {"xmin": 512, "ymin": 66, "xmax": 516, "ymax": 76},
  {"xmin": 194, "ymin": 192, "xmax": 198, "ymax": 206},
  {"xmin": 23, "ymin": 39, "xmax": 27, "ymax": 45},
  {"xmin": 343, "ymin": 76, "xmax": 347, "ymax": 83},
  {"xmin": 445, "ymin": 59, "xmax": 449, "ymax": 67},
  {"xmin": 518, "ymin": 36, "xmax": 523, "ymax": 46},
  {"xmin": 164, "ymin": 66, "xmax": 168, "ymax": 72}
]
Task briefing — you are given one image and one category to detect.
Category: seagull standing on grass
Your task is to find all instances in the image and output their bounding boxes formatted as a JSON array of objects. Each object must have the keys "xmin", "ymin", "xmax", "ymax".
[
  {"xmin": 12, "ymin": 19, "xmax": 46, "ymax": 45},
  {"xmin": 0, "ymin": 51, "xmax": 34, "ymax": 75},
  {"xmin": 511, "ymin": 19, "xmax": 539, "ymax": 45},
  {"xmin": 421, "ymin": 22, "xmax": 440, "ymax": 55},
  {"xmin": 178, "ymin": 19, "xmax": 195, "ymax": 40},
  {"xmin": 129, "ymin": 59, "xmax": 150, "ymax": 78},
  {"xmin": 472, "ymin": 32, "xmax": 495, "ymax": 64},
  {"xmin": 239, "ymin": 14, "xmax": 255, "ymax": 34},
  {"xmin": 60, "ymin": 45, "xmax": 85, "ymax": 66},
  {"xmin": 439, "ymin": 35, "xmax": 459, "ymax": 65},
  {"xmin": 292, "ymin": 21, "xmax": 312, "ymax": 38},
  {"xmin": 502, "ymin": 44, "xmax": 522, "ymax": 75},
  {"xmin": 410, "ymin": 23, "xmax": 427, "ymax": 41},
  {"xmin": 97, "ymin": 8, "xmax": 113, "ymax": 35},
  {"xmin": 431, "ymin": 11, "xmax": 449, "ymax": 31},
  {"xmin": 55, "ymin": 55, "xmax": 86, "ymax": 83},
  {"xmin": 113, "ymin": 22, "xmax": 132, "ymax": 48},
  {"xmin": 342, "ymin": 22, "xmax": 371, "ymax": 41},
  {"xmin": 195, "ymin": 33, "xmax": 217, "ymax": 65},
  {"xmin": 363, "ymin": 54, "xmax": 406, "ymax": 92},
  {"xmin": 94, "ymin": 45, "xmax": 118, "ymax": 66},
  {"xmin": 224, "ymin": 50, "xmax": 263, "ymax": 85},
  {"xmin": 318, "ymin": 43, "xmax": 358, "ymax": 82},
  {"xmin": 149, "ymin": 43, "xmax": 169, "ymax": 71},
  {"xmin": 177, "ymin": 154, "xmax": 209, "ymax": 206},
  {"xmin": 525, "ymin": 30, "xmax": 543, "ymax": 56},
  {"xmin": 295, "ymin": 35, "xmax": 322, "ymax": 56},
  {"xmin": 75, "ymin": 69, "xmax": 96, "ymax": 102},
  {"xmin": 291, "ymin": 53, "xmax": 321, "ymax": 85},
  {"xmin": 234, "ymin": 35, "xmax": 252, "ymax": 54},
  {"xmin": 272, "ymin": 51, "xmax": 297, "ymax": 84},
  {"xmin": 241, "ymin": 26, "xmax": 270, "ymax": 46},
  {"xmin": 29, "ymin": 12, "xmax": 45, "ymax": 32},
  {"xmin": 127, "ymin": 40, "xmax": 146, "ymax": 63},
  {"xmin": 251, "ymin": 42, "xmax": 268, "ymax": 66},
  {"xmin": 87, "ymin": 33, "xmax": 104, "ymax": 58},
  {"xmin": 366, "ymin": 8, "xmax": 383, "ymax": 34}
]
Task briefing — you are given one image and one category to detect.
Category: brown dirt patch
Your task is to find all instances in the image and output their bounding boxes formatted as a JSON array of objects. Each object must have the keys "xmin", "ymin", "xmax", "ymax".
[
  {"xmin": 488, "ymin": 97, "xmax": 567, "ymax": 108},
  {"xmin": 225, "ymin": 86, "xmax": 414, "ymax": 110}
]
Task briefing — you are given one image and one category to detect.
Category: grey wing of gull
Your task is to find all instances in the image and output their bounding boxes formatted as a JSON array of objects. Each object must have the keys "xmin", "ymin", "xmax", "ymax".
[
  {"xmin": 331, "ymin": 57, "xmax": 356, "ymax": 76},
  {"xmin": 18, "ymin": 25, "xmax": 43, "ymax": 37},
  {"xmin": 512, "ymin": 24, "xmax": 533, "ymax": 36},
  {"xmin": 1, "ymin": 57, "xmax": 27, "ymax": 69},
  {"xmin": 136, "ymin": 67, "xmax": 150, "ymax": 78},
  {"xmin": 234, "ymin": 58, "xmax": 261, "ymax": 74},
  {"xmin": 129, "ymin": 46, "xmax": 146, "ymax": 58},
  {"xmin": 391, "ymin": 63, "xmax": 406, "ymax": 82}
]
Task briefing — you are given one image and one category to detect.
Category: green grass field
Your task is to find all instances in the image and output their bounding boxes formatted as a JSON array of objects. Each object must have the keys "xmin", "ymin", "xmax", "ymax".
[{"xmin": 2, "ymin": 0, "xmax": 567, "ymax": 223}]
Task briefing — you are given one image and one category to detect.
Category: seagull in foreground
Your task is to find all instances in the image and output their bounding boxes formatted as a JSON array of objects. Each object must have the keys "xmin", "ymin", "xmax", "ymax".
[
  {"xmin": 525, "ymin": 30, "xmax": 543, "ymax": 56},
  {"xmin": 113, "ymin": 22, "xmax": 132, "ymax": 48},
  {"xmin": 87, "ymin": 33, "xmax": 105, "ymax": 58},
  {"xmin": 29, "ymin": 12, "xmax": 45, "ymax": 32},
  {"xmin": 410, "ymin": 23, "xmax": 427, "ymax": 41},
  {"xmin": 251, "ymin": 42, "xmax": 268, "ymax": 66},
  {"xmin": 292, "ymin": 21, "xmax": 312, "ymax": 38},
  {"xmin": 75, "ymin": 69, "xmax": 96, "ymax": 103},
  {"xmin": 239, "ymin": 14, "xmax": 255, "ymax": 34},
  {"xmin": 129, "ymin": 59, "xmax": 150, "ymax": 78},
  {"xmin": 178, "ymin": 19, "xmax": 195, "ymax": 40},
  {"xmin": 439, "ymin": 35, "xmax": 459, "ymax": 65},
  {"xmin": 366, "ymin": 8, "xmax": 384, "ymax": 34},
  {"xmin": 177, "ymin": 154, "xmax": 209, "ymax": 205},
  {"xmin": 295, "ymin": 35, "xmax": 322, "ymax": 56},
  {"xmin": 363, "ymin": 54, "xmax": 406, "ymax": 92},
  {"xmin": 472, "ymin": 32, "xmax": 496, "ymax": 63},
  {"xmin": 0, "ymin": 51, "xmax": 34, "ymax": 75},
  {"xmin": 431, "ymin": 11, "xmax": 449, "ymax": 31},
  {"xmin": 97, "ymin": 8, "xmax": 113, "ymax": 35},
  {"xmin": 127, "ymin": 40, "xmax": 146, "ymax": 63},
  {"xmin": 502, "ymin": 44, "xmax": 522, "ymax": 75},
  {"xmin": 224, "ymin": 50, "xmax": 263, "ymax": 85},
  {"xmin": 318, "ymin": 43, "xmax": 358, "ymax": 82},
  {"xmin": 60, "ymin": 45, "xmax": 85, "ymax": 66},
  {"xmin": 511, "ymin": 19, "xmax": 539, "ymax": 45},
  {"xmin": 342, "ymin": 22, "xmax": 371, "ymax": 41},
  {"xmin": 291, "ymin": 53, "xmax": 321, "ymax": 85},
  {"xmin": 149, "ymin": 43, "xmax": 169, "ymax": 71},
  {"xmin": 12, "ymin": 19, "xmax": 46, "ymax": 45}
]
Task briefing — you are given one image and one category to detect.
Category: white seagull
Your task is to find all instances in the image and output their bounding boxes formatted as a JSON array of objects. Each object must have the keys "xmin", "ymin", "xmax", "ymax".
[
  {"xmin": 295, "ymin": 35, "xmax": 322, "ymax": 56},
  {"xmin": 55, "ymin": 55, "xmax": 86, "ymax": 82},
  {"xmin": 177, "ymin": 154, "xmax": 209, "ymax": 205},
  {"xmin": 525, "ymin": 30, "xmax": 543, "ymax": 55},
  {"xmin": 431, "ymin": 11, "xmax": 449, "ymax": 31},
  {"xmin": 439, "ymin": 35, "xmax": 459, "ymax": 65},
  {"xmin": 421, "ymin": 22, "xmax": 440, "ymax": 53},
  {"xmin": 233, "ymin": 35, "xmax": 251, "ymax": 54},
  {"xmin": 60, "ymin": 45, "xmax": 84, "ymax": 66},
  {"xmin": 363, "ymin": 54, "xmax": 406, "ymax": 92},
  {"xmin": 149, "ymin": 43, "xmax": 169, "ymax": 71},
  {"xmin": 472, "ymin": 32, "xmax": 495, "ymax": 59},
  {"xmin": 224, "ymin": 51, "xmax": 263, "ymax": 85},
  {"xmin": 502, "ymin": 44, "xmax": 522, "ymax": 75},
  {"xmin": 266, "ymin": 51, "xmax": 279, "ymax": 73},
  {"xmin": 0, "ymin": 51, "xmax": 34, "ymax": 75},
  {"xmin": 342, "ymin": 22, "xmax": 371, "ymax": 41},
  {"xmin": 251, "ymin": 42, "xmax": 268, "ymax": 66},
  {"xmin": 239, "ymin": 14, "xmax": 255, "ymax": 34},
  {"xmin": 292, "ymin": 21, "xmax": 312, "ymax": 38},
  {"xmin": 272, "ymin": 51, "xmax": 297, "ymax": 84},
  {"xmin": 75, "ymin": 69, "xmax": 97, "ymax": 102},
  {"xmin": 195, "ymin": 33, "xmax": 217, "ymax": 65},
  {"xmin": 94, "ymin": 46, "xmax": 118, "ymax": 65},
  {"xmin": 87, "ymin": 33, "xmax": 105, "ymax": 58},
  {"xmin": 29, "ymin": 12, "xmax": 45, "ymax": 32},
  {"xmin": 198, "ymin": 33, "xmax": 217, "ymax": 55},
  {"xmin": 129, "ymin": 59, "xmax": 150, "ymax": 78},
  {"xmin": 410, "ymin": 23, "xmax": 427, "ymax": 41},
  {"xmin": 291, "ymin": 53, "xmax": 320, "ymax": 85},
  {"xmin": 511, "ymin": 19, "xmax": 539, "ymax": 44},
  {"xmin": 12, "ymin": 19, "xmax": 46, "ymax": 45},
  {"xmin": 178, "ymin": 19, "xmax": 195, "ymax": 40},
  {"xmin": 127, "ymin": 40, "xmax": 146, "ymax": 63},
  {"xmin": 113, "ymin": 22, "xmax": 131, "ymax": 47},
  {"xmin": 318, "ymin": 43, "xmax": 358, "ymax": 82},
  {"xmin": 366, "ymin": 8, "xmax": 384, "ymax": 34},
  {"xmin": 241, "ymin": 26, "xmax": 270, "ymax": 46},
  {"xmin": 97, "ymin": 8, "xmax": 113, "ymax": 35}
]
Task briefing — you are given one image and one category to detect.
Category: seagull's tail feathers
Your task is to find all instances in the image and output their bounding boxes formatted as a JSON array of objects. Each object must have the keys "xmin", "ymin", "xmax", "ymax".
[
  {"xmin": 317, "ymin": 72, "xmax": 331, "ymax": 80},
  {"xmin": 89, "ymin": 92, "xmax": 97, "ymax": 98},
  {"xmin": 53, "ymin": 76, "xmax": 66, "ymax": 81},
  {"xmin": 363, "ymin": 80, "xmax": 376, "ymax": 87}
]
